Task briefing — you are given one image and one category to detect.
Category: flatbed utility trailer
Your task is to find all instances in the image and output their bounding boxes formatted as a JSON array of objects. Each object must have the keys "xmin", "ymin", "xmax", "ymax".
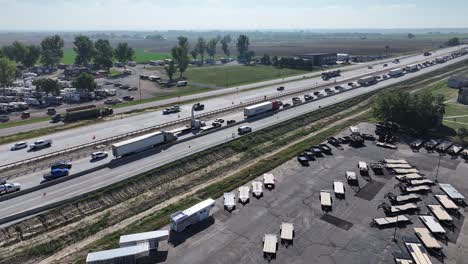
[
  {"xmin": 447, "ymin": 144, "xmax": 463, "ymax": 156},
  {"xmin": 413, "ymin": 228, "xmax": 442, "ymax": 252},
  {"xmin": 384, "ymin": 159, "xmax": 408, "ymax": 164},
  {"xmin": 263, "ymin": 173, "xmax": 275, "ymax": 189},
  {"xmin": 409, "ymin": 179, "xmax": 434, "ymax": 186},
  {"xmin": 393, "ymin": 251, "xmax": 414, "ymax": 264},
  {"xmin": 333, "ymin": 181, "xmax": 345, "ymax": 197},
  {"xmin": 386, "ymin": 163, "xmax": 413, "ymax": 169},
  {"xmin": 224, "ymin": 192, "xmax": 236, "ymax": 211},
  {"xmin": 238, "ymin": 186, "xmax": 250, "ymax": 203},
  {"xmin": 394, "ymin": 168, "xmax": 419, "ymax": 174},
  {"xmin": 372, "ymin": 215, "xmax": 410, "ymax": 227},
  {"xmin": 397, "ymin": 184, "xmax": 431, "ymax": 193},
  {"xmin": 376, "ymin": 141, "xmax": 397, "ymax": 149},
  {"xmin": 404, "ymin": 239, "xmax": 434, "ymax": 264},
  {"xmin": 280, "ymin": 223, "xmax": 294, "ymax": 246},
  {"xmin": 251, "ymin": 181, "xmax": 263, "ymax": 197},
  {"xmin": 379, "ymin": 202, "xmax": 419, "ymax": 216},
  {"xmin": 439, "ymin": 183, "xmax": 465, "ymax": 204},
  {"xmin": 396, "ymin": 173, "xmax": 423, "ymax": 181},
  {"xmin": 409, "ymin": 140, "xmax": 425, "ymax": 150},
  {"xmin": 427, "ymin": 205, "xmax": 453, "ymax": 223},
  {"xmin": 385, "ymin": 192, "xmax": 420, "ymax": 204},
  {"xmin": 435, "ymin": 141, "xmax": 453, "ymax": 152},
  {"xmin": 263, "ymin": 234, "xmax": 278, "ymax": 260},
  {"xmin": 419, "ymin": 215, "xmax": 446, "ymax": 235},
  {"xmin": 435, "ymin": 194, "xmax": 459, "ymax": 211},
  {"xmin": 424, "ymin": 139, "xmax": 440, "ymax": 150},
  {"xmin": 320, "ymin": 191, "xmax": 332, "ymax": 210}
]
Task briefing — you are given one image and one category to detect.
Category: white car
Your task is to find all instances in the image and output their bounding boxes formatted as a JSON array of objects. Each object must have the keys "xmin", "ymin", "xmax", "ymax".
[
  {"xmin": 11, "ymin": 142, "xmax": 28, "ymax": 151},
  {"xmin": 91, "ymin": 151, "xmax": 108, "ymax": 160},
  {"xmin": 0, "ymin": 183, "xmax": 21, "ymax": 196},
  {"xmin": 214, "ymin": 118, "xmax": 225, "ymax": 123}
]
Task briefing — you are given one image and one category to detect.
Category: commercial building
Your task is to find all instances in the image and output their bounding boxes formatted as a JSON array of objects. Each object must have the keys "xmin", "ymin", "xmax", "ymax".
[{"xmin": 295, "ymin": 53, "xmax": 337, "ymax": 66}]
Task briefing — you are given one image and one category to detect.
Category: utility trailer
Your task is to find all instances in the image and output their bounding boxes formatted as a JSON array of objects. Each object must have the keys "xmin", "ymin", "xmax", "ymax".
[
  {"xmin": 280, "ymin": 223, "xmax": 294, "ymax": 246},
  {"xmin": 384, "ymin": 159, "xmax": 409, "ymax": 164},
  {"xmin": 86, "ymin": 243, "xmax": 149, "ymax": 264},
  {"xmin": 333, "ymin": 181, "xmax": 345, "ymax": 197},
  {"xmin": 409, "ymin": 140, "xmax": 425, "ymax": 150},
  {"xmin": 435, "ymin": 195, "xmax": 459, "ymax": 212},
  {"xmin": 386, "ymin": 163, "xmax": 413, "ymax": 169},
  {"xmin": 238, "ymin": 186, "xmax": 250, "ymax": 203},
  {"xmin": 263, "ymin": 173, "xmax": 275, "ymax": 189},
  {"xmin": 419, "ymin": 215, "xmax": 446, "ymax": 236},
  {"xmin": 112, "ymin": 131, "xmax": 177, "ymax": 157},
  {"xmin": 427, "ymin": 205, "xmax": 453, "ymax": 223},
  {"xmin": 372, "ymin": 215, "xmax": 411, "ymax": 227},
  {"xmin": 119, "ymin": 230, "xmax": 169, "ymax": 250},
  {"xmin": 379, "ymin": 202, "xmax": 419, "ymax": 216},
  {"xmin": 435, "ymin": 141, "xmax": 453, "ymax": 152},
  {"xmin": 251, "ymin": 181, "xmax": 263, "ymax": 197},
  {"xmin": 224, "ymin": 192, "xmax": 236, "ymax": 211},
  {"xmin": 345, "ymin": 171, "xmax": 357, "ymax": 182},
  {"xmin": 404, "ymin": 240, "xmax": 433, "ymax": 264},
  {"xmin": 439, "ymin": 183, "xmax": 465, "ymax": 204},
  {"xmin": 170, "ymin": 198, "xmax": 215, "ymax": 232},
  {"xmin": 244, "ymin": 101, "xmax": 281, "ymax": 118},
  {"xmin": 397, "ymin": 184, "xmax": 431, "ymax": 193},
  {"xmin": 320, "ymin": 191, "xmax": 332, "ymax": 211},
  {"xmin": 409, "ymin": 179, "xmax": 434, "ymax": 186},
  {"xmin": 447, "ymin": 144, "xmax": 463, "ymax": 156},
  {"xmin": 376, "ymin": 141, "xmax": 397, "ymax": 149},
  {"xmin": 385, "ymin": 192, "xmax": 420, "ymax": 204},
  {"xmin": 413, "ymin": 228, "xmax": 442, "ymax": 252},
  {"xmin": 370, "ymin": 162, "xmax": 384, "ymax": 174},
  {"xmin": 395, "ymin": 173, "xmax": 423, "ymax": 181},
  {"xmin": 263, "ymin": 234, "xmax": 278, "ymax": 260},
  {"xmin": 394, "ymin": 168, "xmax": 419, "ymax": 174}
]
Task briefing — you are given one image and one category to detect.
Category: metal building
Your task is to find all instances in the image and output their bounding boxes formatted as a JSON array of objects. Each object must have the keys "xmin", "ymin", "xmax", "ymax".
[{"xmin": 295, "ymin": 53, "xmax": 337, "ymax": 66}]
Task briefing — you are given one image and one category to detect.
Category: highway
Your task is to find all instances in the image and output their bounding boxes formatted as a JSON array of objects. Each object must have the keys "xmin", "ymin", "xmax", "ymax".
[
  {"xmin": 0, "ymin": 51, "xmax": 467, "ymax": 225},
  {"xmin": 0, "ymin": 46, "xmax": 464, "ymax": 166}
]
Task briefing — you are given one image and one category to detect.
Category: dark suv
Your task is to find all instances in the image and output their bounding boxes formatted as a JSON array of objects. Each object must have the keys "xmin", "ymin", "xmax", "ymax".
[{"xmin": 51, "ymin": 162, "xmax": 72, "ymax": 170}]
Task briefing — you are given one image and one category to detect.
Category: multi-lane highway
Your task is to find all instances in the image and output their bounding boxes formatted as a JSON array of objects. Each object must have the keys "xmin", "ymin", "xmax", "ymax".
[
  {"xmin": 0, "ymin": 48, "xmax": 467, "ymax": 225},
  {"xmin": 0, "ymin": 46, "xmax": 464, "ymax": 167}
]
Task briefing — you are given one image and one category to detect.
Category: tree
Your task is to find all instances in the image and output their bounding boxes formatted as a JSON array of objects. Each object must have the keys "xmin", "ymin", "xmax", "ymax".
[
  {"xmin": 236, "ymin": 35, "xmax": 250, "ymax": 63},
  {"xmin": 171, "ymin": 36, "xmax": 190, "ymax": 78},
  {"xmin": 195, "ymin": 37, "xmax": 206, "ymax": 64},
  {"xmin": 260, "ymin": 54, "xmax": 271, "ymax": 65},
  {"xmin": 23, "ymin": 45, "xmax": 41, "ymax": 68},
  {"xmin": 446, "ymin": 37, "xmax": 460, "ymax": 46},
  {"xmin": 41, "ymin": 35, "xmax": 64, "ymax": 67},
  {"xmin": 94, "ymin": 39, "xmax": 114, "ymax": 70},
  {"xmin": 1, "ymin": 41, "xmax": 27, "ymax": 64},
  {"xmin": 33, "ymin": 78, "xmax": 61, "ymax": 95},
  {"xmin": 114, "ymin": 42, "xmax": 134, "ymax": 68},
  {"xmin": 457, "ymin": 127, "xmax": 468, "ymax": 143},
  {"xmin": 206, "ymin": 38, "xmax": 218, "ymax": 62},
  {"xmin": 220, "ymin": 35, "xmax": 232, "ymax": 57},
  {"xmin": 190, "ymin": 49, "xmax": 198, "ymax": 60},
  {"xmin": 164, "ymin": 60, "xmax": 176, "ymax": 82},
  {"xmin": 0, "ymin": 57, "xmax": 16, "ymax": 88},
  {"xmin": 72, "ymin": 73, "xmax": 97, "ymax": 91},
  {"xmin": 73, "ymin": 35, "xmax": 95, "ymax": 66},
  {"xmin": 407, "ymin": 33, "xmax": 415, "ymax": 39}
]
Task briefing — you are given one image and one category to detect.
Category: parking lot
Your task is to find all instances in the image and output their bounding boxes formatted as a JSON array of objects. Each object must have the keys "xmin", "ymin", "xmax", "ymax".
[{"xmin": 149, "ymin": 123, "xmax": 467, "ymax": 264}]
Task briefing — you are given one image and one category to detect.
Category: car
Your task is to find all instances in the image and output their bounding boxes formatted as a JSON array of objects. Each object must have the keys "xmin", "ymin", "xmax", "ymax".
[
  {"xmin": 51, "ymin": 162, "xmax": 72, "ymax": 170},
  {"xmin": 30, "ymin": 139, "xmax": 52, "ymax": 149},
  {"xmin": 43, "ymin": 168, "xmax": 69, "ymax": 181},
  {"xmin": 313, "ymin": 91, "xmax": 321, "ymax": 96},
  {"xmin": 334, "ymin": 85, "xmax": 344, "ymax": 90},
  {"xmin": 283, "ymin": 103, "xmax": 291, "ymax": 108},
  {"xmin": 114, "ymin": 83, "xmax": 122, "ymax": 87},
  {"xmin": 304, "ymin": 94, "xmax": 314, "ymax": 101},
  {"xmin": 238, "ymin": 126, "xmax": 252, "ymax": 135},
  {"xmin": 382, "ymin": 75, "xmax": 389, "ymax": 79},
  {"xmin": 0, "ymin": 183, "xmax": 21, "ymax": 196},
  {"xmin": 21, "ymin": 111, "xmax": 30, "ymax": 119},
  {"xmin": 193, "ymin": 103, "xmax": 205, "ymax": 111},
  {"xmin": 104, "ymin": 81, "xmax": 114, "ymax": 85},
  {"xmin": 104, "ymin": 99, "xmax": 115, "ymax": 105},
  {"xmin": 347, "ymin": 82, "xmax": 353, "ymax": 86},
  {"xmin": 226, "ymin": 119, "xmax": 236, "ymax": 125},
  {"xmin": 0, "ymin": 115, "xmax": 9, "ymax": 123},
  {"xmin": 212, "ymin": 122, "xmax": 222, "ymax": 128},
  {"xmin": 123, "ymin": 96, "xmax": 134, "ymax": 101},
  {"xmin": 277, "ymin": 86, "xmax": 285, "ymax": 91},
  {"xmin": 121, "ymin": 84, "xmax": 130, "ymax": 89},
  {"xmin": 214, "ymin": 118, "xmax": 225, "ymax": 123},
  {"xmin": 11, "ymin": 142, "xmax": 28, "ymax": 151},
  {"xmin": 91, "ymin": 151, "xmax": 108, "ymax": 160},
  {"xmin": 368, "ymin": 66, "xmax": 373, "ymax": 69},
  {"xmin": 162, "ymin": 105, "xmax": 180, "ymax": 115},
  {"xmin": 127, "ymin": 86, "xmax": 138, "ymax": 91},
  {"xmin": 47, "ymin": 108, "xmax": 56, "ymax": 115},
  {"xmin": 383, "ymin": 64, "xmax": 388, "ymax": 67}
]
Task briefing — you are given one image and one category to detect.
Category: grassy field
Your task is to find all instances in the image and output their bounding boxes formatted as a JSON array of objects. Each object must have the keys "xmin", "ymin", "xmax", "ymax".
[
  {"xmin": 61, "ymin": 48, "xmax": 171, "ymax": 64},
  {"xmin": 184, "ymin": 65, "xmax": 310, "ymax": 87}
]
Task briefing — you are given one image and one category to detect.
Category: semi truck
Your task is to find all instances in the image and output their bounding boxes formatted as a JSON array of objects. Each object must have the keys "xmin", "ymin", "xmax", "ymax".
[
  {"xmin": 244, "ymin": 101, "xmax": 281, "ymax": 118},
  {"xmin": 112, "ymin": 131, "xmax": 178, "ymax": 157},
  {"xmin": 357, "ymin": 76, "xmax": 378, "ymax": 86},
  {"xmin": 404, "ymin": 64, "xmax": 419, "ymax": 72},
  {"xmin": 388, "ymin": 68, "xmax": 404, "ymax": 77},
  {"xmin": 63, "ymin": 107, "xmax": 113, "ymax": 122}
]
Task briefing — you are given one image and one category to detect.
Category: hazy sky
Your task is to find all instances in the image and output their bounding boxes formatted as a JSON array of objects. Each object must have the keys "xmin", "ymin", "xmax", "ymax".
[{"xmin": 0, "ymin": 0, "xmax": 467, "ymax": 30}]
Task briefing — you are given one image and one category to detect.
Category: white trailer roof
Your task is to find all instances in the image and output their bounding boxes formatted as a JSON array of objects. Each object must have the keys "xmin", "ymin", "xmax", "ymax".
[
  {"xmin": 373, "ymin": 215, "xmax": 410, "ymax": 226},
  {"xmin": 345, "ymin": 171, "xmax": 357, "ymax": 180},
  {"xmin": 224, "ymin": 192, "xmax": 236, "ymax": 209},
  {"xmin": 333, "ymin": 181, "xmax": 345, "ymax": 194},
  {"xmin": 406, "ymin": 185, "xmax": 431, "ymax": 192},
  {"xmin": 263, "ymin": 234, "xmax": 278, "ymax": 254},
  {"xmin": 404, "ymin": 241, "xmax": 433, "ymax": 264},
  {"xmin": 263, "ymin": 173, "xmax": 275, "ymax": 185},
  {"xmin": 358, "ymin": 161, "xmax": 368, "ymax": 169},
  {"xmin": 245, "ymin": 101, "xmax": 271, "ymax": 110},
  {"xmin": 390, "ymin": 203, "xmax": 418, "ymax": 213},
  {"xmin": 349, "ymin": 126, "xmax": 359, "ymax": 134},
  {"xmin": 280, "ymin": 223, "xmax": 294, "ymax": 240},
  {"xmin": 113, "ymin": 131, "xmax": 163, "ymax": 148},
  {"xmin": 435, "ymin": 194, "xmax": 458, "ymax": 210},
  {"xmin": 395, "ymin": 194, "xmax": 420, "ymax": 203},
  {"xmin": 86, "ymin": 243, "xmax": 149, "ymax": 262},
  {"xmin": 395, "ymin": 258, "xmax": 414, "ymax": 264},
  {"xmin": 386, "ymin": 163, "xmax": 413, "ymax": 169},
  {"xmin": 439, "ymin": 183, "xmax": 465, "ymax": 201},
  {"xmin": 428, "ymin": 205, "xmax": 452, "ymax": 222},
  {"xmin": 419, "ymin": 215, "xmax": 445, "ymax": 234},
  {"xmin": 414, "ymin": 227, "xmax": 442, "ymax": 250},
  {"xmin": 251, "ymin": 181, "xmax": 263, "ymax": 196},
  {"xmin": 238, "ymin": 186, "xmax": 250, "ymax": 202},
  {"xmin": 170, "ymin": 198, "xmax": 215, "ymax": 222},
  {"xmin": 394, "ymin": 168, "xmax": 419, "ymax": 174},
  {"xmin": 384, "ymin": 159, "xmax": 408, "ymax": 164},
  {"xmin": 410, "ymin": 179, "xmax": 433, "ymax": 186},
  {"xmin": 119, "ymin": 230, "xmax": 169, "ymax": 245},
  {"xmin": 320, "ymin": 191, "xmax": 332, "ymax": 207}
]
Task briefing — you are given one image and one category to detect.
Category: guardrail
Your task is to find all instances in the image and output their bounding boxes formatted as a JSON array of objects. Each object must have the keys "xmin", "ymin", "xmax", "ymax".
[{"xmin": 0, "ymin": 52, "xmax": 459, "ymax": 174}]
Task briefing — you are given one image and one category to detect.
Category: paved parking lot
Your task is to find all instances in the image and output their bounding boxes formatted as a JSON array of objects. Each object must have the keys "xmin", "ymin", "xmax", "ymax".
[{"xmin": 147, "ymin": 122, "xmax": 468, "ymax": 264}]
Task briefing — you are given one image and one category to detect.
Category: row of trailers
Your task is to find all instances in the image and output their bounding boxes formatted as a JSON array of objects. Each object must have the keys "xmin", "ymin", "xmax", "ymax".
[{"xmin": 410, "ymin": 139, "xmax": 468, "ymax": 159}]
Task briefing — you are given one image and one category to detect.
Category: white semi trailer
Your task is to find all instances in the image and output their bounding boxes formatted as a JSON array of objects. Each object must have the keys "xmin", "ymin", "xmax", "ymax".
[
  {"xmin": 244, "ymin": 101, "xmax": 281, "ymax": 118},
  {"xmin": 389, "ymin": 68, "xmax": 404, "ymax": 77},
  {"xmin": 112, "ymin": 131, "xmax": 178, "ymax": 157},
  {"xmin": 170, "ymin": 198, "xmax": 215, "ymax": 232}
]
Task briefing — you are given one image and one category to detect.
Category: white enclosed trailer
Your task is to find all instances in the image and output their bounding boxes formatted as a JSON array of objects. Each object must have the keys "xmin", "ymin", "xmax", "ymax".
[
  {"xmin": 263, "ymin": 173, "xmax": 275, "ymax": 188},
  {"xmin": 86, "ymin": 242, "xmax": 149, "ymax": 264},
  {"xmin": 263, "ymin": 234, "xmax": 278, "ymax": 258},
  {"xmin": 244, "ymin": 101, "xmax": 273, "ymax": 117},
  {"xmin": 223, "ymin": 192, "xmax": 236, "ymax": 210},
  {"xmin": 119, "ymin": 230, "xmax": 169, "ymax": 249},
  {"xmin": 251, "ymin": 181, "xmax": 263, "ymax": 197},
  {"xmin": 238, "ymin": 186, "xmax": 250, "ymax": 203},
  {"xmin": 389, "ymin": 68, "xmax": 404, "ymax": 77},
  {"xmin": 112, "ymin": 131, "xmax": 177, "ymax": 157},
  {"xmin": 170, "ymin": 198, "xmax": 215, "ymax": 232}
]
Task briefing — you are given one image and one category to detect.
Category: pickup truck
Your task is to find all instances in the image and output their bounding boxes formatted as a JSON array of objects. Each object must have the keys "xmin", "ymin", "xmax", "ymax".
[
  {"xmin": 162, "ymin": 106, "xmax": 180, "ymax": 115},
  {"xmin": 30, "ymin": 139, "xmax": 52, "ymax": 150},
  {"xmin": 43, "ymin": 168, "xmax": 69, "ymax": 181},
  {"xmin": 0, "ymin": 183, "xmax": 21, "ymax": 196}
]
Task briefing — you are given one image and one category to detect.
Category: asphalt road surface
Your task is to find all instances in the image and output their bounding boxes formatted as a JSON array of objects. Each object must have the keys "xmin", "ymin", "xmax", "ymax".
[
  {"xmin": 0, "ymin": 46, "xmax": 464, "ymax": 166},
  {"xmin": 0, "ymin": 52, "xmax": 467, "ymax": 225}
]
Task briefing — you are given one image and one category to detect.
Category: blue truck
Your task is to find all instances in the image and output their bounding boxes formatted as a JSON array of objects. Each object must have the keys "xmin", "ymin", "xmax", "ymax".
[{"xmin": 43, "ymin": 168, "xmax": 70, "ymax": 181}]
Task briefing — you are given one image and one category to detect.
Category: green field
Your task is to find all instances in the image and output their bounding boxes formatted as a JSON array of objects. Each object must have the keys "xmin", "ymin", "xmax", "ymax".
[
  {"xmin": 184, "ymin": 65, "xmax": 310, "ymax": 87},
  {"xmin": 61, "ymin": 48, "xmax": 171, "ymax": 64}
]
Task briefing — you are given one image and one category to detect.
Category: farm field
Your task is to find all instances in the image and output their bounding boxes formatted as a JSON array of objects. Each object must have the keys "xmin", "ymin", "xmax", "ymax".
[
  {"xmin": 184, "ymin": 65, "xmax": 310, "ymax": 87},
  {"xmin": 60, "ymin": 48, "xmax": 171, "ymax": 64}
]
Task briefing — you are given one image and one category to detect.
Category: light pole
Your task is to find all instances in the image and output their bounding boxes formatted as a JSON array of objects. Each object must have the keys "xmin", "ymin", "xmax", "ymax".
[
  {"xmin": 435, "ymin": 153, "xmax": 442, "ymax": 183},
  {"xmin": 138, "ymin": 75, "xmax": 142, "ymax": 101}
]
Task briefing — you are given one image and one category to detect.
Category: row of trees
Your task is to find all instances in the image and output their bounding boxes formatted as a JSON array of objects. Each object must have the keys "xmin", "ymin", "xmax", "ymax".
[
  {"xmin": 259, "ymin": 55, "xmax": 317, "ymax": 71},
  {"xmin": 165, "ymin": 34, "xmax": 253, "ymax": 81},
  {"xmin": 32, "ymin": 72, "xmax": 96, "ymax": 95},
  {"xmin": 372, "ymin": 91, "xmax": 445, "ymax": 132}
]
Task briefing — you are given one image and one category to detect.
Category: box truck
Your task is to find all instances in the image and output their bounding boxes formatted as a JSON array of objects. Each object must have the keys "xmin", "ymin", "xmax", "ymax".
[
  {"xmin": 404, "ymin": 64, "xmax": 418, "ymax": 72},
  {"xmin": 388, "ymin": 68, "xmax": 404, "ymax": 77},
  {"xmin": 112, "ymin": 131, "xmax": 178, "ymax": 157},
  {"xmin": 244, "ymin": 101, "xmax": 281, "ymax": 118}
]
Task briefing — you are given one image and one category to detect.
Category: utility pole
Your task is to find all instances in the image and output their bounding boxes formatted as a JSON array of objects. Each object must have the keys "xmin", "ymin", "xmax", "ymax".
[
  {"xmin": 138, "ymin": 75, "xmax": 142, "ymax": 101},
  {"xmin": 435, "ymin": 153, "xmax": 442, "ymax": 183}
]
